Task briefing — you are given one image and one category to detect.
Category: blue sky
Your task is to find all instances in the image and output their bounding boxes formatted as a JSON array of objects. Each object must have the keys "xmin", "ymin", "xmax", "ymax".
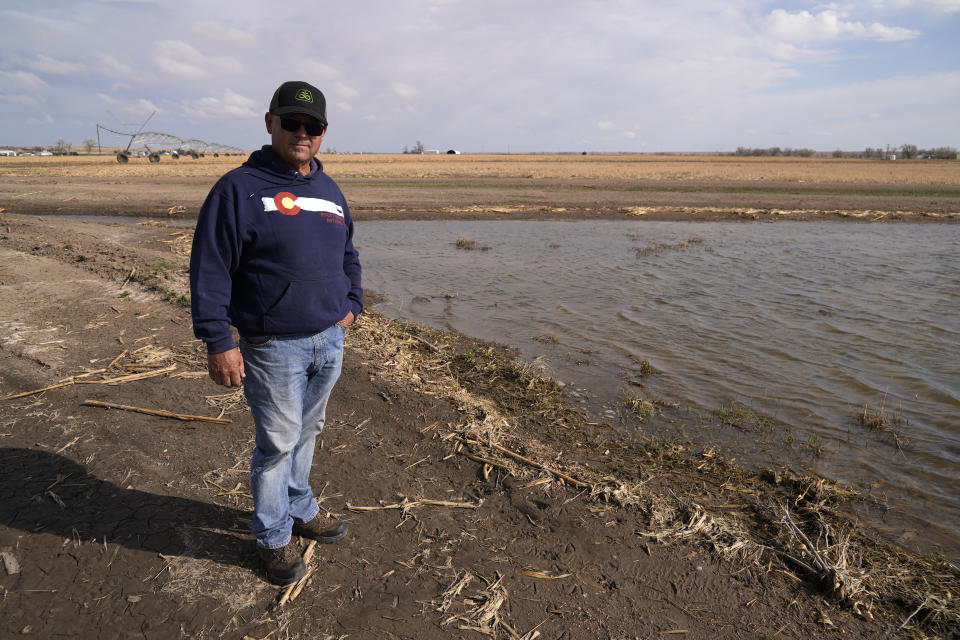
[{"xmin": 1, "ymin": 0, "xmax": 958, "ymax": 153}]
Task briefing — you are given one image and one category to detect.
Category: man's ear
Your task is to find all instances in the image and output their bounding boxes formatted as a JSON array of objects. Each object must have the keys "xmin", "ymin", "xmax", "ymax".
[{"xmin": 264, "ymin": 112, "xmax": 273, "ymax": 134}]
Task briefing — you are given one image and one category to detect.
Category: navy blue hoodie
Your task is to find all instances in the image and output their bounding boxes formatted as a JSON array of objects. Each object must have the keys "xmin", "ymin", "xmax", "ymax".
[{"xmin": 189, "ymin": 146, "xmax": 363, "ymax": 354}]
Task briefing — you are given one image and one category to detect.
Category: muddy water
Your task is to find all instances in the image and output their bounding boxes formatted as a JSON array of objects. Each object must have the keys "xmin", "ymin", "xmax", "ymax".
[{"xmin": 357, "ymin": 220, "xmax": 960, "ymax": 558}]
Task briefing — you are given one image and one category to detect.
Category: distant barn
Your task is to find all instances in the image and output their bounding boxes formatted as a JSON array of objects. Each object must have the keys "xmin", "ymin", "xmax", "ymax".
[{"xmin": 446, "ymin": 149, "xmax": 461, "ymax": 154}]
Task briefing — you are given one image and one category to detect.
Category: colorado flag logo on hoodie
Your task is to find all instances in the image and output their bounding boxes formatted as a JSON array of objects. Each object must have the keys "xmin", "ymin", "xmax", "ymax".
[{"xmin": 263, "ymin": 191, "xmax": 344, "ymax": 218}]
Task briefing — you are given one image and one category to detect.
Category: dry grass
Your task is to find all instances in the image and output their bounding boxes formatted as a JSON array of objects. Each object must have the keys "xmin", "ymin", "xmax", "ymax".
[
  {"xmin": 455, "ymin": 236, "xmax": 490, "ymax": 251},
  {"xmin": 856, "ymin": 401, "xmax": 906, "ymax": 433},
  {"xmin": 3, "ymin": 153, "xmax": 958, "ymax": 184}
]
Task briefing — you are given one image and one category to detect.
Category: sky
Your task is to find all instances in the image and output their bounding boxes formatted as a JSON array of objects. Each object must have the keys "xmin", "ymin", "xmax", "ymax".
[{"xmin": 1, "ymin": 0, "xmax": 958, "ymax": 153}]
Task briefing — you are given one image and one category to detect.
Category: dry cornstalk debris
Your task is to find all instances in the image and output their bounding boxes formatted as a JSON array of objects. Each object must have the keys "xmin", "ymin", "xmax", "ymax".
[
  {"xmin": 106, "ymin": 349, "xmax": 129, "ymax": 369},
  {"xmin": 438, "ymin": 571, "xmax": 474, "ymax": 613},
  {"xmin": 619, "ymin": 204, "xmax": 957, "ymax": 220},
  {"xmin": 463, "ymin": 437, "xmax": 591, "ymax": 489},
  {"xmin": 4, "ymin": 365, "xmax": 177, "ymax": 400},
  {"xmin": 768, "ymin": 502, "xmax": 869, "ymax": 603},
  {"xmin": 1, "ymin": 551, "xmax": 21, "ymax": 575},
  {"xmin": 347, "ymin": 496, "xmax": 483, "ymax": 518},
  {"xmin": 446, "ymin": 573, "xmax": 510, "ymax": 637},
  {"xmin": 83, "ymin": 399, "xmax": 231, "ymax": 424},
  {"xmin": 203, "ymin": 478, "xmax": 251, "ymax": 498},
  {"xmin": 162, "ymin": 231, "xmax": 194, "ymax": 256},
  {"xmin": 204, "ymin": 387, "xmax": 248, "ymax": 415},
  {"xmin": 120, "ymin": 267, "xmax": 136, "ymax": 289},
  {"xmin": 342, "ymin": 311, "xmax": 960, "ymax": 633},
  {"xmin": 520, "ymin": 570, "xmax": 572, "ymax": 580},
  {"xmin": 279, "ymin": 540, "xmax": 317, "ymax": 606},
  {"xmin": 5, "ymin": 342, "xmax": 208, "ymax": 401}
]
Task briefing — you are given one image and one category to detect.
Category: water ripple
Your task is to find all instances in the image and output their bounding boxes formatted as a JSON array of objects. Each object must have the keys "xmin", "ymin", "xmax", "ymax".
[{"xmin": 359, "ymin": 220, "xmax": 960, "ymax": 557}]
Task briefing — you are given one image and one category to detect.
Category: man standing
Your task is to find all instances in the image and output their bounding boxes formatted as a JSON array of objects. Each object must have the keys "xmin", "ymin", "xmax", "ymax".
[{"xmin": 189, "ymin": 81, "xmax": 362, "ymax": 585}]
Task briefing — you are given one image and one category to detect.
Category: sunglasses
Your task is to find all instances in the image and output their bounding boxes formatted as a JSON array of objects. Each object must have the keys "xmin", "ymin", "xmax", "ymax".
[{"xmin": 277, "ymin": 116, "xmax": 326, "ymax": 136}]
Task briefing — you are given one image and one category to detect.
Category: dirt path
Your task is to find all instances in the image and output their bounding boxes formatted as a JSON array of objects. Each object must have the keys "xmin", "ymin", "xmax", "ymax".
[{"xmin": 0, "ymin": 214, "xmax": 917, "ymax": 639}]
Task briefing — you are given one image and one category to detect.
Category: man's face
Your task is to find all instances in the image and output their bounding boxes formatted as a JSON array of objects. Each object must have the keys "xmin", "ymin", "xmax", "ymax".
[{"xmin": 265, "ymin": 112, "xmax": 326, "ymax": 174}]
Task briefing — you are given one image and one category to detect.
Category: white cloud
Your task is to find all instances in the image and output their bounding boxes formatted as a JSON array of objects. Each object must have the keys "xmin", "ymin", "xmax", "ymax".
[
  {"xmin": 390, "ymin": 82, "xmax": 420, "ymax": 99},
  {"xmin": 97, "ymin": 53, "xmax": 137, "ymax": 78},
  {"xmin": 181, "ymin": 90, "xmax": 259, "ymax": 119},
  {"xmin": 303, "ymin": 62, "xmax": 340, "ymax": 81},
  {"xmin": 333, "ymin": 82, "xmax": 360, "ymax": 101},
  {"xmin": 153, "ymin": 40, "xmax": 242, "ymax": 79},
  {"xmin": 0, "ymin": 9, "xmax": 76, "ymax": 33},
  {"xmin": 766, "ymin": 9, "xmax": 921, "ymax": 42},
  {"xmin": 0, "ymin": 70, "xmax": 47, "ymax": 89},
  {"xmin": 26, "ymin": 54, "xmax": 85, "ymax": 76},
  {"xmin": 125, "ymin": 99, "xmax": 161, "ymax": 116},
  {"xmin": 0, "ymin": 94, "xmax": 41, "ymax": 106},
  {"xmin": 26, "ymin": 114, "xmax": 54, "ymax": 125},
  {"xmin": 191, "ymin": 21, "xmax": 255, "ymax": 46},
  {"xmin": 869, "ymin": 0, "xmax": 960, "ymax": 11},
  {"xmin": 0, "ymin": 2, "xmax": 956, "ymax": 150}
]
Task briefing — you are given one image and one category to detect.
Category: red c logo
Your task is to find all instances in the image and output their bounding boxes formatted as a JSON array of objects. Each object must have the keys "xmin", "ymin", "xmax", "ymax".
[{"xmin": 274, "ymin": 192, "xmax": 301, "ymax": 215}]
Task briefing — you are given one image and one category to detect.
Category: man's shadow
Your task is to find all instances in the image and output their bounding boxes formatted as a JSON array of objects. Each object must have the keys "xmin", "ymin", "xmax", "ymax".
[{"xmin": 0, "ymin": 447, "xmax": 255, "ymax": 572}]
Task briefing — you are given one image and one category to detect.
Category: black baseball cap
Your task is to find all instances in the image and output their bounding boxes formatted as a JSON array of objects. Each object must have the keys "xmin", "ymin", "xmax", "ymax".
[{"xmin": 269, "ymin": 81, "xmax": 327, "ymax": 125}]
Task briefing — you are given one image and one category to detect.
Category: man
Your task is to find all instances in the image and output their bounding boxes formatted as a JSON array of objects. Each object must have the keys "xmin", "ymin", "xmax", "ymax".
[{"xmin": 189, "ymin": 81, "xmax": 362, "ymax": 585}]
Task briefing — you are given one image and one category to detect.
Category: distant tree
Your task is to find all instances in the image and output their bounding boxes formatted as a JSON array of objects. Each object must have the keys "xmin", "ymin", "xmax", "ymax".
[
  {"xmin": 83, "ymin": 138, "xmax": 96, "ymax": 154},
  {"xmin": 900, "ymin": 144, "xmax": 918, "ymax": 159},
  {"xmin": 412, "ymin": 140, "xmax": 425, "ymax": 154},
  {"xmin": 54, "ymin": 139, "xmax": 72, "ymax": 155}
]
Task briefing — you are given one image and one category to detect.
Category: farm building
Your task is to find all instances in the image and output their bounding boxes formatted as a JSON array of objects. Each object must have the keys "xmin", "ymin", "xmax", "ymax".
[{"xmin": 0, "ymin": 150, "xmax": 16, "ymax": 156}]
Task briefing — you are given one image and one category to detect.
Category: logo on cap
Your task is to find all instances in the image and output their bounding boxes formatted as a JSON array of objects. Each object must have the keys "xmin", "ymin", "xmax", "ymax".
[{"xmin": 295, "ymin": 89, "xmax": 314, "ymax": 103}]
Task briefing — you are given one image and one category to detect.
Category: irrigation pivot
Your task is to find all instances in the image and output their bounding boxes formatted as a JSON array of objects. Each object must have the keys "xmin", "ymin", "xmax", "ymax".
[{"xmin": 95, "ymin": 112, "xmax": 243, "ymax": 163}]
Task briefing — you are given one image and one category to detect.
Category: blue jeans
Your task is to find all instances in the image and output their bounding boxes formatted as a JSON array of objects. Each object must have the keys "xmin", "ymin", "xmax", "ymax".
[{"xmin": 239, "ymin": 324, "xmax": 346, "ymax": 549}]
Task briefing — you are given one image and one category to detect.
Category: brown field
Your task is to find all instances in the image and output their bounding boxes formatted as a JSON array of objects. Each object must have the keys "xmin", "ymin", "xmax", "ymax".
[
  {"xmin": 2, "ymin": 153, "xmax": 958, "ymax": 223},
  {"xmin": 2, "ymin": 152, "xmax": 959, "ymax": 184}
]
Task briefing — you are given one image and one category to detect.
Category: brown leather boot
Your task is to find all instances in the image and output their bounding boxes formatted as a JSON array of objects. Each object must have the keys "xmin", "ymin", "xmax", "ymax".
[
  {"xmin": 292, "ymin": 513, "xmax": 348, "ymax": 543},
  {"xmin": 256, "ymin": 542, "xmax": 307, "ymax": 585}
]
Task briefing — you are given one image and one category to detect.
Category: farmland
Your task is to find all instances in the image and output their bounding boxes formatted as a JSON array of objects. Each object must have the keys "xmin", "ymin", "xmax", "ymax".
[
  {"xmin": 1, "ymin": 153, "xmax": 958, "ymax": 221},
  {"xmin": 2, "ymin": 152, "xmax": 959, "ymax": 183}
]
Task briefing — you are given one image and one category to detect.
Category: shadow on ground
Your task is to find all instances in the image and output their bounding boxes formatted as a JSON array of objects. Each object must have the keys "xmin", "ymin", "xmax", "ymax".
[{"xmin": 0, "ymin": 447, "xmax": 254, "ymax": 572}]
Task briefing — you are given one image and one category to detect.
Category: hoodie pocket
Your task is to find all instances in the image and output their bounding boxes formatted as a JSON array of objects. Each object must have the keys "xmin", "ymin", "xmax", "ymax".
[{"xmin": 262, "ymin": 276, "xmax": 351, "ymax": 333}]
